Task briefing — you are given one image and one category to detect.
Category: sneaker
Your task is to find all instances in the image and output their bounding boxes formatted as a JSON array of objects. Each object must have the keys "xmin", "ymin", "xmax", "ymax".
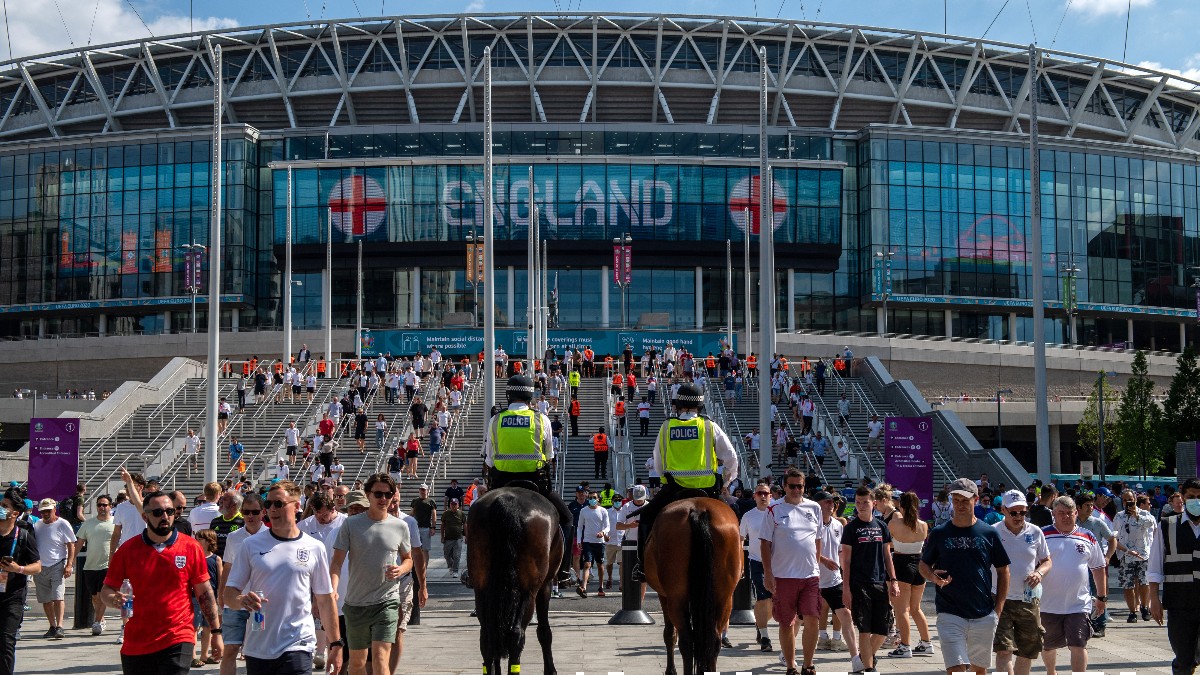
[
  {"xmin": 1128, "ymin": 612, "xmax": 1138, "ymax": 623},
  {"xmin": 760, "ymin": 637, "xmax": 772, "ymax": 652},
  {"xmin": 883, "ymin": 631, "xmax": 900, "ymax": 648},
  {"xmin": 1092, "ymin": 627, "xmax": 1106, "ymax": 638},
  {"xmin": 850, "ymin": 655, "xmax": 867, "ymax": 674},
  {"xmin": 597, "ymin": 590, "xmax": 606, "ymax": 598},
  {"xmin": 551, "ymin": 590, "xmax": 563, "ymax": 599},
  {"xmin": 54, "ymin": 627, "xmax": 65, "ymax": 640},
  {"xmin": 801, "ymin": 667, "xmax": 816, "ymax": 675},
  {"xmin": 887, "ymin": 643, "xmax": 912, "ymax": 658},
  {"xmin": 830, "ymin": 638, "xmax": 849, "ymax": 652},
  {"xmin": 1142, "ymin": 607, "xmax": 1152, "ymax": 622},
  {"xmin": 91, "ymin": 621, "xmax": 103, "ymax": 636},
  {"xmin": 576, "ymin": 586, "xmax": 587, "ymax": 598},
  {"xmin": 604, "ymin": 579, "xmax": 612, "ymax": 590},
  {"xmin": 912, "ymin": 640, "xmax": 935, "ymax": 656},
  {"xmin": 313, "ymin": 653, "xmax": 326, "ymax": 670},
  {"xmin": 721, "ymin": 636, "xmax": 733, "ymax": 649},
  {"xmin": 42, "ymin": 628, "xmax": 55, "ymax": 640},
  {"xmin": 117, "ymin": 626, "xmax": 124, "ymax": 644}
]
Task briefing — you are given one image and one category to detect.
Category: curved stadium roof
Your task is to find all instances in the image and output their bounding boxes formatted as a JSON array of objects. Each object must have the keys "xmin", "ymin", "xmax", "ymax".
[{"xmin": 3, "ymin": 13, "xmax": 1200, "ymax": 152}]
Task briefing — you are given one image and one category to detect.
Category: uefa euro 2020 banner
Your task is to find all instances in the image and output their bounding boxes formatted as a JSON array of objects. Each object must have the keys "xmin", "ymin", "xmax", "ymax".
[
  {"xmin": 360, "ymin": 329, "xmax": 732, "ymax": 360},
  {"xmin": 27, "ymin": 418, "xmax": 81, "ymax": 503},
  {"xmin": 884, "ymin": 416, "xmax": 934, "ymax": 519}
]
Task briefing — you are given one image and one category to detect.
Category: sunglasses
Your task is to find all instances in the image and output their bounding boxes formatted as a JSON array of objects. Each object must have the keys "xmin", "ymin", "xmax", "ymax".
[
  {"xmin": 372, "ymin": 491, "xmax": 396, "ymax": 499},
  {"xmin": 264, "ymin": 500, "xmax": 294, "ymax": 510},
  {"xmin": 147, "ymin": 507, "xmax": 177, "ymax": 517},
  {"xmin": 1007, "ymin": 510, "xmax": 1027, "ymax": 517},
  {"xmin": 755, "ymin": 492, "xmax": 771, "ymax": 497},
  {"xmin": 241, "ymin": 509, "xmax": 263, "ymax": 516},
  {"xmin": 785, "ymin": 483, "xmax": 805, "ymax": 490},
  {"xmin": 96, "ymin": 503, "xmax": 111, "ymax": 507}
]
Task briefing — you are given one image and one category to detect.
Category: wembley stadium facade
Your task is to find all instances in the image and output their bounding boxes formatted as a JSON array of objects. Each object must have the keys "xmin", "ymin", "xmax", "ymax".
[{"xmin": 0, "ymin": 13, "xmax": 1198, "ymax": 350}]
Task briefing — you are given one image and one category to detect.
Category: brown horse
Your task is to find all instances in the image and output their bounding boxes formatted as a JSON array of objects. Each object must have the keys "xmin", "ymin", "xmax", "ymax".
[
  {"xmin": 465, "ymin": 486, "xmax": 562, "ymax": 675},
  {"xmin": 644, "ymin": 496, "xmax": 743, "ymax": 675}
]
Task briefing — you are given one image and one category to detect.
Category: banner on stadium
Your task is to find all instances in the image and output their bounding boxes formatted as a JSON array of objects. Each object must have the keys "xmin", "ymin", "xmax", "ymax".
[
  {"xmin": 884, "ymin": 416, "xmax": 934, "ymax": 519},
  {"xmin": 26, "ymin": 418, "xmax": 80, "ymax": 503},
  {"xmin": 360, "ymin": 329, "xmax": 732, "ymax": 360}
]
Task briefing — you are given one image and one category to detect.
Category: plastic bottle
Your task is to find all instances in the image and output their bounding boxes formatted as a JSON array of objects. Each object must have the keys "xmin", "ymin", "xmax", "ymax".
[
  {"xmin": 249, "ymin": 590, "xmax": 266, "ymax": 632},
  {"xmin": 1024, "ymin": 579, "xmax": 1043, "ymax": 603},
  {"xmin": 120, "ymin": 579, "xmax": 134, "ymax": 619}
]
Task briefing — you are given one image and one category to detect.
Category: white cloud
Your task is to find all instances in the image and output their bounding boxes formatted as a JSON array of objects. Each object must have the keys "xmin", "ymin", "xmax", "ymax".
[
  {"xmin": 1068, "ymin": 0, "xmax": 1153, "ymax": 17},
  {"xmin": 464, "ymin": 0, "xmax": 486, "ymax": 12},
  {"xmin": 1133, "ymin": 55, "xmax": 1200, "ymax": 88},
  {"xmin": 0, "ymin": 0, "xmax": 237, "ymax": 62}
]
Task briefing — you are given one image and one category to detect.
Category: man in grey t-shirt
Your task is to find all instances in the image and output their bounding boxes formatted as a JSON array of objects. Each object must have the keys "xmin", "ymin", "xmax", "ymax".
[
  {"xmin": 331, "ymin": 474, "xmax": 413, "ymax": 675},
  {"xmin": 1076, "ymin": 492, "xmax": 1116, "ymax": 637}
]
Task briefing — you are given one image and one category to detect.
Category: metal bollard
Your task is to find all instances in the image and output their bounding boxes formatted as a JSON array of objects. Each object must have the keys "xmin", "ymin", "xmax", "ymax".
[
  {"xmin": 72, "ymin": 552, "xmax": 92, "ymax": 629},
  {"xmin": 729, "ymin": 543, "xmax": 755, "ymax": 625},
  {"xmin": 608, "ymin": 540, "xmax": 653, "ymax": 625}
]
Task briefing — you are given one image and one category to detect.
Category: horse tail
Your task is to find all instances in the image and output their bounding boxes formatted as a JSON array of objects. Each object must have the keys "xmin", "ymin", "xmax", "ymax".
[
  {"xmin": 686, "ymin": 506, "xmax": 720, "ymax": 673},
  {"xmin": 480, "ymin": 497, "xmax": 527, "ymax": 659}
]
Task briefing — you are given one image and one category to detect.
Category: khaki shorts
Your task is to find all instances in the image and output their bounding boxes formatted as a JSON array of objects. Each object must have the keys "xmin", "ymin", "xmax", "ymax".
[
  {"xmin": 344, "ymin": 599, "xmax": 399, "ymax": 651},
  {"xmin": 993, "ymin": 599, "xmax": 1044, "ymax": 659},
  {"xmin": 397, "ymin": 584, "xmax": 415, "ymax": 634},
  {"xmin": 604, "ymin": 544, "xmax": 622, "ymax": 563}
]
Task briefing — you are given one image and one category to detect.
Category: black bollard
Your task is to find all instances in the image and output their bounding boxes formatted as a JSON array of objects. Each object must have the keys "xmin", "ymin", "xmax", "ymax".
[
  {"xmin": 72, "ymin": 552, "xmax": 92, "ymax": 629},
  {"xmin": 608, "ymin": 540, "xmax": 654, "ymax": 625},
  {"xmin": 728, "ymin": 543, "xmax": 755, "ymax": 625}
]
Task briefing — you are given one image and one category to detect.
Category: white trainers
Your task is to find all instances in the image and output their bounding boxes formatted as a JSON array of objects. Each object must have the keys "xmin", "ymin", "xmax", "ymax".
[
  {"xmin": 830, "ymin": 638, "xmax": 849, "ymax": 652},
  {"xmin": 850, "ymin": 654, "xmax": 867, "ymax": 673},
  {"xmin": 818, "ymin": 637, "xmax": 832, "ymax": 650},
  {"xmin": 887, "ymin": 643, "xmax": 913, "ymax": 658},
  {"xmin": 313, "ymin": 652, "xmax": 326, "ymax": 669},
  {"xmin": 91, "ymin": 621, "xmax": 104, "ymax": 636},
  {"xmin": 116, "ymin": 626, "xmax": 124, "ymax": 644},
  {"xmin": 912, "ymin": 639, "xmax": 936, "ymax": 656}
]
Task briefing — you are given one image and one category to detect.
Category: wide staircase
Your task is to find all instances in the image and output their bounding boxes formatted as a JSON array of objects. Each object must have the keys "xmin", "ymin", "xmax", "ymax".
[
  {"xmin": 709, "ymin": 364, "xmax": 959, "ymax": 491},
  {"xmin": 559, "ymin": 374, "xmax": 617, "ymax": 495}
]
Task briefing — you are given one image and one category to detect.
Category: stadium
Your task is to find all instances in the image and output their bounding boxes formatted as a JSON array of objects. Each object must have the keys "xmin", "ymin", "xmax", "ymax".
[{"xmin": 0, "ymin": 12, "xmax": 1196, "ymax": 350}]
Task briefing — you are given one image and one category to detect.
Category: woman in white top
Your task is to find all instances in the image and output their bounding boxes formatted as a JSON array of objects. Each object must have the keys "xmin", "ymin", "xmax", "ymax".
[
  {"xmin": 375, "ymin": 413, "xmax": 388, "ymax": 451},
  {"xmin": 887, "ymin": 491, "xmax": 932, "ymax": 657}
]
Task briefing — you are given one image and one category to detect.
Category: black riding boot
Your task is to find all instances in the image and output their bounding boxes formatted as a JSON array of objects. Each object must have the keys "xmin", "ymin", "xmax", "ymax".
[{"xmin": 542, "ymin": 488, "xmax": 577, "ymax": 587}]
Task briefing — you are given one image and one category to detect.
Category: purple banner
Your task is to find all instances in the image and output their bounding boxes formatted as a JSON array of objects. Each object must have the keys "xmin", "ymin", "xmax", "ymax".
[
  {"xmin": 885, "ymin": 416, "xmax": 934, "ymax": 519},
  {"xmin": 26, "ymin": 418, "xmax": 80, "ymax": 503}
]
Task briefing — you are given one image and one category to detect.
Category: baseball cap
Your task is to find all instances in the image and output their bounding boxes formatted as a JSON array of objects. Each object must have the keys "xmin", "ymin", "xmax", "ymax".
[
  {"xmin": 1097, "ymin": 487, "xmax": 1114, "ymax": 498},
  {"xmin": 576, "ymin": 485, "xmax": 587, "ymax": 492},
  {"xmin": 344, "ymin": 490, "xmax": 370, "ymax": 509},
  {"xmin": 812, "ymin": 490, "xmax": 834, "ymax": 502},
  {"xmin": 631, "ymin": 485, "xmax": 648, "ymax": 501},
  {"xmin": 949, "ymin": 478, "xmax": 979, "ymax": 499},
  {"xmin": 1001, "ymin": 489, "xmax": 1027, "ymax": 509},
  {"xmin": 449, "ymin": 498, "xmax": 460, "ymax": 505},
  {"xmin": 1134, "ymin": 483, "xmax": 1144, "ymax": 490},
  {"xmin": 37, "ymin": 498, "xmax": 56, "ymax": 512},
  {"xmin": 419, "ymin": 484, "xmax": 429, "ymax": 490}
]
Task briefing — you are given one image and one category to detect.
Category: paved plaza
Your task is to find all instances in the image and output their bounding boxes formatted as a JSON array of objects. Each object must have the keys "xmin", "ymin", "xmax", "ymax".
[{"xmin": 24, "ymin": 538, "xmax": 1177, "ymax": 675}]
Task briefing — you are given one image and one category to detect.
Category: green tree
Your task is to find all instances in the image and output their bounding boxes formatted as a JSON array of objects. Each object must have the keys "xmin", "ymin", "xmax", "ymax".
[
  {"xmin": 1164, "ymin": 346, "xmax": 1200, "ymax": 444},
  {"xmin": 1114, "ymin": 351, "xmax": 1168, "ymax": 476},
  {"xmin": 1077, "ymin": 374, "xmax": 1118, "ymax": 467}
]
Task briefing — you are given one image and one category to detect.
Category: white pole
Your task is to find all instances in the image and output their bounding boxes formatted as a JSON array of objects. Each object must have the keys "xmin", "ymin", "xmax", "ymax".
[
  {"xmin": 744, "ymin": 208, "xmax": 752, "ymax": 361},
  {"xmin": 283, "ymin": 167, "xmax": 293, "ymax": 367},
  {"xmin": 355, "ymin": 239, "xmax": 363, "ymax": 360},
  {"xmin": 726, "ymin": 239, "xmax": 733, "ymax": 352},
  {"xmin": 483, "ymin": 48, "xmax": 496, "ymax": 417},
  {"xmin": 757, "ymin": 46, "xmax": 773, "ymax": 478},
  {"xmin": 1030, "ymin": 44, "xmax": 1051, "ymax": 481},
  {"xmin": 527, "ymin": 166, "xmax": 536, "ymax": 372},
  {"xmin": 204, "ymin": 43, "xmax": 223, "ymax": 485},
  {"xmin": 325, "ymin": 206, "xmax": 333, "ymax": 376}
]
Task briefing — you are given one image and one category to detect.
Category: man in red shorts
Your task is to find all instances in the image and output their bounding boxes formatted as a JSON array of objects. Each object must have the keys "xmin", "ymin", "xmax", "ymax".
[{"xmin": 760, "ymin": 468, "xmax": 824, "ymax": 675}]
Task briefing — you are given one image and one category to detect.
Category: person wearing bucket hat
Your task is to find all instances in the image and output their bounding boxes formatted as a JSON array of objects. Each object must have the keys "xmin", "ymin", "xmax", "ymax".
[
  {"xmin": 630, "ymin": 382, "xmax": 739, "ymax": 581},
  {"xmin": 480, "ymin": 373, "xmax": 576, "ymax": 586}
]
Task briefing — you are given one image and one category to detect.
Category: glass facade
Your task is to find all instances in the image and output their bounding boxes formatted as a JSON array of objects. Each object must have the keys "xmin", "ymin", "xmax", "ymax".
[{"xmin": 0, "ymin": 124, "xmax": 1195, "ymax": 350}]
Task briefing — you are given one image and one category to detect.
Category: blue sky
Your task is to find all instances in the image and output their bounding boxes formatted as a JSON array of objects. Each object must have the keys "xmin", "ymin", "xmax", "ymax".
[{"xmin": 6, "ymin": 0, "xmax": 1200, "ymax": 81}]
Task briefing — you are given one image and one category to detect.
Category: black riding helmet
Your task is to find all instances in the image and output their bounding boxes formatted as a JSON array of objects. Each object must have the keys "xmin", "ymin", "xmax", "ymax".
[
  {"xmin": 672, "ymin": 382, "xmax": 705, "ymax": 410},
  {"xmin": 506, "ymin": 374, "xmax": 537, "ymax": 404}
]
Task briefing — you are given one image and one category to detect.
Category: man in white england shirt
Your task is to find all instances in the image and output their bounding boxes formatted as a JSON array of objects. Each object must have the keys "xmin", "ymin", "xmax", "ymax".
[
  {"xmin": 1039, "ymin": 496, "xmax": 1107, "ymax": 675},
  {"xmin": 188, "ymin": 482, "xmax": 223, "ymax": 532},
  {"xmin": 225, "ymin": 482, "xmax": 342, "ymax": 675},
  {"xmin": 760, "ymin": 467, "xmax": 824, "ymax": 675},
  {"xmin": 991, "ymin": 490, "xmax": 1052, "ymax": 675},
  {"xmin": 739, "ymin": 482, "xmax": 776, "ymax": 652}
]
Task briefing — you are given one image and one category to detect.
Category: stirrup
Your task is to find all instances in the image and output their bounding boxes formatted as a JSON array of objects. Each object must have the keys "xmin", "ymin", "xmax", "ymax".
[{"xmin": 556, "ymin": 570, "xmax": 577, "ymax": 588}]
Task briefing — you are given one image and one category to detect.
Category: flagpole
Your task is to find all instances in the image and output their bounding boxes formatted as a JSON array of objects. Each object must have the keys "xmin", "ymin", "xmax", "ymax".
[{"xmin": 483, "ymin": 48, "xmax": 496, "ymax": 417}]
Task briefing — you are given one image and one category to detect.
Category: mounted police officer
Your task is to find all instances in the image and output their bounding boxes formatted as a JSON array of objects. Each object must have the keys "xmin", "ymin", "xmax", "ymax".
[
  {"xmin": 481, "ymin": 373, "xmax": 576, "ymax": 586},
  {"xmin": 631, "ymin": 381, "xmax": 738, "ymax": 581}
]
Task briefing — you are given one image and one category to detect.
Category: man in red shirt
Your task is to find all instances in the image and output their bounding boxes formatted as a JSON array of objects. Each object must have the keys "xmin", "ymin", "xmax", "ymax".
[{"xmin": 102, "ymin": 491, "xmax": 220, "ymax": 675}]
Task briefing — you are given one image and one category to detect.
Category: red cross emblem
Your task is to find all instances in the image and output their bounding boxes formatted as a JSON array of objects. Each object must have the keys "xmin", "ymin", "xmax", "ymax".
[
  {"xmin": 729, "ymin": 175, "xmax": 787, "ymax": 235},
  {"xmin": 328, "ymin": 175, "xmax": 387, "ymax": 237}
]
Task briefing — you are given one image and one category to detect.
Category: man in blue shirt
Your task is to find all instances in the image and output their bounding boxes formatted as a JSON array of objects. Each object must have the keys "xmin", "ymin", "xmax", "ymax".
[{"xmin": 920, "ymin": 478, "xmax": 1011, "ymax": 675}]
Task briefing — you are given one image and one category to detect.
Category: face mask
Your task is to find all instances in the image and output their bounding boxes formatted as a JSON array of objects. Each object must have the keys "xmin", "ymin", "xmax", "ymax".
[
  {"xmin": 1186, "ymin": 499, "xmax": 1200, "ymax": 518},
  {"xmin": 0, "ymin": 506, "xmax": 8, "ymax": 521},
  {"xmin": 587, "ymin": 499, "xmax": 598, "ymax": 507}
]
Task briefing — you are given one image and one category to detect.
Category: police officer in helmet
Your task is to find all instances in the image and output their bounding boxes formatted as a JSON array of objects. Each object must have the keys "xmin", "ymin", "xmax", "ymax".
[
  {"xmin": 631, "ymin": 381, "xmax": 738, "ymax": 581},
  {"xmin": 482, "ymin": 373, "xmax": 576, "ymax": 586}
]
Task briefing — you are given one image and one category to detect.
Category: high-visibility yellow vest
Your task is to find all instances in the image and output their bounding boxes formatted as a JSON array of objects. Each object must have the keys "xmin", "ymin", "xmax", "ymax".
[
  {"xmin": 599, "ymin": 488, "xmax": 616, "ymax": 508},
  {"xmin": 490, "ymin": 409, "xmax": 546, "ymax": 473},
  {"xmin": 656, "ymin": 417, "xmax": 717, "ymax": 489},
  {"xmin": 569, "ymin": 371, "xmax": 581, "ymax": 387}
]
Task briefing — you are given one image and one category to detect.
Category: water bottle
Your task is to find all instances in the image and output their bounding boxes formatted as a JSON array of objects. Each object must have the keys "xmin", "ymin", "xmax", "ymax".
[
  {"xmin": 120, "ymin": 579, "xmax": 134, "ymax": 619},
  {"xmin": 1024, "ymin": 579, "xmax": 1043, "ymax": 603},
  {"xmin": 249, "ymin": 590, "xmax": 266, "ymax": 632}
]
